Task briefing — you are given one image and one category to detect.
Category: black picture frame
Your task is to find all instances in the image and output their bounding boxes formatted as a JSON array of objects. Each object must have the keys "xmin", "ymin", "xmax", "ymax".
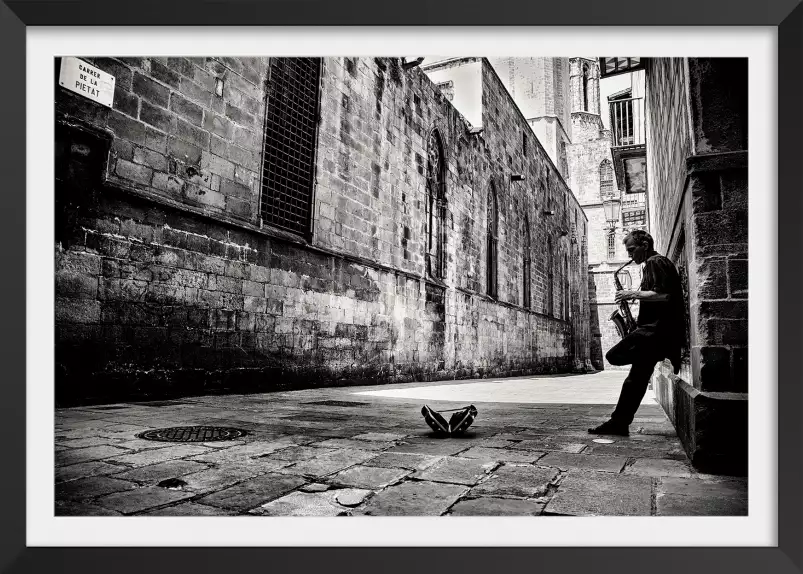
[{"xmin": 1, "ymin": 0, "xmax": 799, "ymax": 572}]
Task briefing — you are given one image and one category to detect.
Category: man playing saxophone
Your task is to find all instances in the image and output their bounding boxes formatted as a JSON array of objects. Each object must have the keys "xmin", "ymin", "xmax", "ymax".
[{"xmin": 589, "ymin": 229, "xmax": 686, "ymax": 436}]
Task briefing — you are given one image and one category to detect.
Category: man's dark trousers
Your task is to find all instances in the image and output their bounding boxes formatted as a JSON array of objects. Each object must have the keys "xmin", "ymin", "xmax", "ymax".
[{"xmin": 605, "ymin": 334, "xmax": 661, "ymax": 426}]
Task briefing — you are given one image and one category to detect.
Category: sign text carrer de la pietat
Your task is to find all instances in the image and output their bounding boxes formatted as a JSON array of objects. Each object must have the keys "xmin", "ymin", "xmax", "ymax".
[{"xmin": 58, "ymin": 57, "xmax": 116, "ymax": 108}]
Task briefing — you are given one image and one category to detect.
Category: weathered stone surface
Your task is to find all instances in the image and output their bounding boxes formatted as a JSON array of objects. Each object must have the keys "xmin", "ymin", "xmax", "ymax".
[
  {"xmin": 56, "ymin": 461, "xmax": 125, "ymax": 483},
  {"xmin": 111, "ymin": 460, "xmax": 209, "ymax": 484},
  {"xmin": 457, "ymin": 446, "xmax": 544, "ymax": 463},
  {"xmin": 313, "ymin": 438, "xmax": 396, "ymax": 451},
  {"xmin": 414, "ymin": 456, "xmax": 498, "ymax": 486},
  {"xmin": 110, "ymin": 444, "xmax": 211, "ymax": 467},
  {"xmin": 471, "ymin": 465, "xmax": 558, "ymax": 498},
  {"xmin": 197, "ymin": 473, "xmax": 306, "ymax": 511},
  {"xmin": 55, "ymin": 501, "xmax": 123, "ymax": 516},
  {"xmin": 386, "ymin": 440, "xmax": 471, "ymax": 457},
  {"xmin": 142, "ymin": 502, "xmax": 235, "ymax": 516},
  {"xmin": 359, "ymin": 481, "xmax": 467, "ymax": 516},
  {"xmin": 57, "ymin": 437, "xmax": 125, "ymax": 449},
  {"xmin": 655, "ymin": 477, "xmax": 747, "ymax": 516},
  {"xmin": 510, "ymin": 439, "xmax": 588, "ymax": 453},
  {"xmin": 56, "ymin": 445, "xmax": 132, "ymax": 466},
  {"xmin": 266, "ymin": 446, "xmax": 337, "ymax": 462},
  {"xmin": 251, "ymin": 489, "xmax": 369, "ymax": 516},
  {"xmin": 56, "ymin": 475, "xmax": 138, "ymax": 501},
  {"xmin": 362, "ymin": 452, "xmax": 442, "ymax": 471},
  {"xmin": 180, "ymin": 466, "xmax": 263, "ymax": 494},
  {"xmin": 448, "ymin": 497, "xmax": 545, "ymax": 516},
  {"xmin": 545, "ymin": 471, "xmax": 652, "ymax": 516},
  {"xmin": 330, "ymin": 465, "xmax": 409, "ymax": 489},
  {"xmin": 352, "ymin": 432, "xmax": 408, "ymax": 442},
  {"xmin": 95, "ymin": 486, "xmax": 196, "ymax": 514},
  {"xmin": 537, "ymin": 452, "xmax": 627, "ymax": 473},
  {"xmin": 624, "ymin": 458, "xmax": 694, "ymax": 478},
  {"xmin": 188, "ymin": 440, "xmax": 295, "ymax": 464},
  {"xmin": 282, "ymin": 449, "xmax": 376, "ymax": 478},
  {"xmin": 300, "ymin": 482, "xmax": 330, "ymax": 493}
]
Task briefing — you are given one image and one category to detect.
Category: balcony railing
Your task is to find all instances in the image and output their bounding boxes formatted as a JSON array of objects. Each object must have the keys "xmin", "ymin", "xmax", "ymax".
[{"xmin": 609, "ymin": 97, "xmax": 645, "ymax": 147}]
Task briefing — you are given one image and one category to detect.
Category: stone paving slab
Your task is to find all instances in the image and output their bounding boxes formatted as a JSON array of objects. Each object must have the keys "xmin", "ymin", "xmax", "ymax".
[
  {"xmin": 358, "ymin": 480, "xmax": 468, "ymax": 516},
  {"xmin": 55, "ymin": 501, "xmax": 123, "ymax": 516},
  {"xmin": 313, "ymin": 438, "xmax": 397, "ymax": 451},
  {"xmin": 56, "ymin": 461, "xmax": 126, "ymax": 483},
  {"xmin": 56, "ymin": 475, "xmax": 138, "ymax": 502},
  {"xmin": 280, "ymin": 449, "xmax": 377, "ymax": 479},
  {"xmin": 110, "ymin": 460, "xmax": 210, "ymax": 484},
  {"xmin": 351, "ymin": 432, "xmax": 408, "ymax": 442},
  {"xmin": 184, "ymin": 440, "xmax": 295, "ymax": 464},
  {"xmin": 448, "ymin": 497, "xmax": 545, "ymax": 516},
  {"xmin": 180, "ymin": 466, "xmax": 264, "ymax": 494},
  {"xmin": 413, "ymin": 456, "xmax": 498, "ymax": 486},
  {"xmin": 330, "ymin": 465, "xmax": 410, "ymax": 489},
  {"xmin": 197, "ymin": 473, "xmax": 306, "ymax": 511},
  {"xmin": 457, "ymin": 446, "xmax": 545, "ymax": 463},
  {"xmin": 362, "ymin": 452, "xmax": 443, "ymax": 471},
  {"xmin": 623, "ymin": 458, "xmax": 694, "ymax": 478},
  {"xmin": 142, "ymin": 502, "xmax": 236, "ymax": 516},
  {"xmin": 537, "ymin": 452, "xmax": 628, "ymax": 473},
  {"xmin": 470, "ymin": 465, "xmax": 559, "ymax": 498},
  {"xmin": 250, "ymin": 488, "xmax": 372, "ymax": 516},
  {"xmin": 56, "ymin": 445, "xmax": 133, "ymax": 466},
  {"xmin": 386, "ymin": 440, "xmax": 472, "ymax": 457},
  {"xmin": 544, "ymin": 471, "xmax": 652, "ymax": 516},
  {"xmin": 655, "ymin": 477, "xmax": 748, "ymax": 516},
  {"xmin": 94, "ymin": 486, "xmax": 196, "ymax": 514},
  {"xmin": 265, "ymin": 445, "xmax": 338, "ymax": 462},
  {"xmin": 109, "ymin": 445, "xmax": 212, "ymax": 467}
]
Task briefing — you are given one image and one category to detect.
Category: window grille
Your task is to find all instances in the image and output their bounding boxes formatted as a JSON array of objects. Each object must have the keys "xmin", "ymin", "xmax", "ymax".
[
  {"xmin": 260, "ymin": 57, "xmax": 321, "ymax": 236},
  {"xmin": 623, "ymin": 209, "xmax": 646, "ymax": 228},
  {"xmin": 607, "ymin": 229, "xmax": 616, "ymax": 259},
  {"xmin": 599, "ymin": 159, "xmax": 614, "ymax": 195}
]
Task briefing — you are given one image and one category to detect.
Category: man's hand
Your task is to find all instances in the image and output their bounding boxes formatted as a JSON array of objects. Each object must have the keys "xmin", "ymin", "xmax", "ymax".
[{"xmin": 615, "ymin": 289, "xmax": 638, "ymax": 304}]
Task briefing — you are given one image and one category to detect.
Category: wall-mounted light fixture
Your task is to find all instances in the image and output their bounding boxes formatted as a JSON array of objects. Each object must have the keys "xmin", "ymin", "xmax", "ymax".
[
  {"xmin": 215, "ymin": 78, "xmax": 225, "ymax": 97},
  {"xmin": 511, "ymin": 174, "xmax": 525, "ymax": 181},
  {"xmin": 543, "ymin": 209, "xmax": 555, "ymax": 216},
  {"xmin": 402, "ymin": 57, "xmax": 425, "ymax": 70}
]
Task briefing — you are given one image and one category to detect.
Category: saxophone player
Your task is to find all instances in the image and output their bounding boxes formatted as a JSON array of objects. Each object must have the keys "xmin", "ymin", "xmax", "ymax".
[{"xmin": 589, "ymin": 229, "xmax": 686, "ymax": 436}]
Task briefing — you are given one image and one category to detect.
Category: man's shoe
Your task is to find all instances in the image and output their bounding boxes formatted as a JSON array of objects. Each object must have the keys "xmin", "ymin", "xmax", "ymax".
[{"xmin": 588, "ymin": 420, "xmax": 629, "ymax": 436}]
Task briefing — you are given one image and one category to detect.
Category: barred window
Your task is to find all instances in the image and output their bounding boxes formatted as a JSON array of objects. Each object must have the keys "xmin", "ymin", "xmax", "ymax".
[
  {"xmin": 486, "ymin": 186, "xmax": 498, "ymax": 297},
  {"xmin": 426, "ymin": 129, "xmax": 446, "ymax": 279},
  {"xmin": 623, "ymin": 209, "xmax": 646, "ymax": 228},
  {"xmin": 260, "ymin": 57, "xmax": 321, "ymax": 237},
  {"xmin": 599, "ymin": 159, "xmax": 613, "ymax": 196}
]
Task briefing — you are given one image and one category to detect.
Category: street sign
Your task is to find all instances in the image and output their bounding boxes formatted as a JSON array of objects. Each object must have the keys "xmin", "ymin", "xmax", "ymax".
[{"xmin": 58, "ymin": 57, "xmax": 115, "ymax": 108}]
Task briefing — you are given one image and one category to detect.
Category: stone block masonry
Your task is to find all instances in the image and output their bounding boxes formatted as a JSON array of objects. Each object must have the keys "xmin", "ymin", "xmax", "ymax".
[{"xmin": 55, "ymin": 57, "xmax": 589, "ymax": 405}]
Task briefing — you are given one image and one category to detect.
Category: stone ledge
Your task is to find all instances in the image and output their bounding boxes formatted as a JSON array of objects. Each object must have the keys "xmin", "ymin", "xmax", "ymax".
[{"xmin": 686, "ymin": 150, "xmax": 747, "ymax": 175}]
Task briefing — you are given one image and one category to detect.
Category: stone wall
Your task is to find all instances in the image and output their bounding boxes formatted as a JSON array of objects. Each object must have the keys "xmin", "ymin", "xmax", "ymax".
[
  {"xmin": 55, "ymin": 56, "xmax": 591, "ymax": 405},
  {"xmin": 645, "ymin": 58, "xmax": 748, "ymax": 475}
]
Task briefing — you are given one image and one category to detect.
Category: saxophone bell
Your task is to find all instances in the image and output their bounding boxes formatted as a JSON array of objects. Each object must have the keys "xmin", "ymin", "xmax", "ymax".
[{"xmin": 609, "ymin": 259, "xmax": 638, "ymax": 339}]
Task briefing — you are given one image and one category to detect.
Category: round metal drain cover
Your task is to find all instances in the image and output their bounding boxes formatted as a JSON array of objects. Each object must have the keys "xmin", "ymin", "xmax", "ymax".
[{"xmin": 137, "ymin": 426, "xmax": 247, "ymax": 443}]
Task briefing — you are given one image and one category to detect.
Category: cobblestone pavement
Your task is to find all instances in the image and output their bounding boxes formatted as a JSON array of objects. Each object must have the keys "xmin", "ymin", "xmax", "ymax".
[{"xmin": 54, "ymin": 372, "xmax": 748, "ymax": 517}]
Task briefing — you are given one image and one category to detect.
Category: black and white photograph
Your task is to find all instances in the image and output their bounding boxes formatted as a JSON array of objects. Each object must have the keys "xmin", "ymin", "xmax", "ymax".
[{"xmin": 51, "ymin": 53, "xmax": 751, "ymax": 521}]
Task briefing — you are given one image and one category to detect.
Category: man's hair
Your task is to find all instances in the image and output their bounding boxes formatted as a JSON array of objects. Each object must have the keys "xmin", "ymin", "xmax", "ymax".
[{"xmin": 623, "ymin": 229, "xmax": 654, "ymax": 251}]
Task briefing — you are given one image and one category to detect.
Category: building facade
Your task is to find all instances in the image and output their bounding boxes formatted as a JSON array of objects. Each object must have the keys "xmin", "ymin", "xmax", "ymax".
[{"xmin": 55, "ymin": 56, "xmax": 591, "ymax": 406}]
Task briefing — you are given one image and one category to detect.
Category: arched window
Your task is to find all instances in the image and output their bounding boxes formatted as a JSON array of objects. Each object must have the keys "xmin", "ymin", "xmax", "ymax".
[
  {"xmin": 523, "ymin": 216, "xmax": 531, "ymax": 309},
  {"xmin": 426, "ymin": 129, "xmax": 446, "ymax": 279},
  {"xmin": 486, "ymin": 185, "xmax": 498, "ymax": 297},
  {"xmin": 599, "ymin": 159, "xmax": 613, "ymax": 196},
  {"xmin": 582, "ymin": 64, "xmax": 590, "ymax": 112}
]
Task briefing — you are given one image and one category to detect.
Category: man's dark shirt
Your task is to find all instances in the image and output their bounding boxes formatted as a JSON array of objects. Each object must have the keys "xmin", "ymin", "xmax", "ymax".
[{"xmin": 633, "ymin": 253, "xmax": 686, "ymax": 374}]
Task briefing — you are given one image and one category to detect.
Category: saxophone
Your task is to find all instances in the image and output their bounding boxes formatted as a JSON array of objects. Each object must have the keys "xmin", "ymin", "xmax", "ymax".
[{"xmin": 609, "ymin": 259, "xmax": 638, "ymax": 339}]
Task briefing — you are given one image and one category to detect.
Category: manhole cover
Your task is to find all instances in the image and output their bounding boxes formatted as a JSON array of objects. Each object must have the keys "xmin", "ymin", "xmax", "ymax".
[
  {"xmin": 136, "ymin": 426, "xmax": 247, "ymax": 443},
  {"xmin": 302, "ymin": 400, "xmax": 368, "ymax": 407}
]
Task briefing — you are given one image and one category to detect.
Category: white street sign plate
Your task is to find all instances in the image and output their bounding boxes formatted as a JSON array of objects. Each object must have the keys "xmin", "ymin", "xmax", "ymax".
[{"xmin": 58, "ymin": 57, "xmax": 115, "ymax": 108}]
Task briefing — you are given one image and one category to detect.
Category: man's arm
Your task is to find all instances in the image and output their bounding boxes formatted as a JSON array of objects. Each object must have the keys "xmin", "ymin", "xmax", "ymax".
[{"xmin": 621, "ymin": 290, "xmax": 670, "ymax": 302}]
